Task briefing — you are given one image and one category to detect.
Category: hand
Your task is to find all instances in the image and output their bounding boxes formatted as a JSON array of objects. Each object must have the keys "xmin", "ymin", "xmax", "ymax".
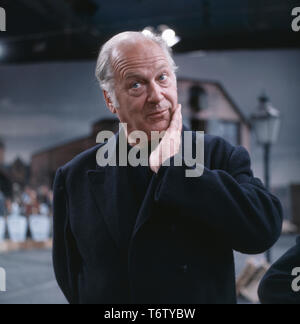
[{"xmin": 149, "ymin": 104, "xmax": 183, "ymax": 174}]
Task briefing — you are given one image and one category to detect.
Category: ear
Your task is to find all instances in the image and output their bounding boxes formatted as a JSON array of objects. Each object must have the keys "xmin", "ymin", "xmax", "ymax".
[{"xmin": 103, "ymin": 90, "xmax": 117, "ymax": 114}]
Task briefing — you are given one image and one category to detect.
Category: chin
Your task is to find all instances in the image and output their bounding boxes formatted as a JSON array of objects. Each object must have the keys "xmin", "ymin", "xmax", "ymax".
[{"xmin": 152, "ymin": 118, "xmax": 170, "ymax": 131}]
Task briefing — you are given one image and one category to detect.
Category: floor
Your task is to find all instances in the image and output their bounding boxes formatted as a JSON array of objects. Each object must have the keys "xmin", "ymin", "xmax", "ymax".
[{"xmin": 0, "ymin": 234, "xmax": 298, "ymax": 304}]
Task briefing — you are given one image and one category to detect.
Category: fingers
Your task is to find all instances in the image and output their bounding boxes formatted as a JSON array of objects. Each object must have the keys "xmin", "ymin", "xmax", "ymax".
[
  {"xmin": 169, "ymin": 104, "xmax": 182, "ymax": 133},
  {"xmin": 150, "ymin": 104, "xmax": 182, "ymax": 173}
]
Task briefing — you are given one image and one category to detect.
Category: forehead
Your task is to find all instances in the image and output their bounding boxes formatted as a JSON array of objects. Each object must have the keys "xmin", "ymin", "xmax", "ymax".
[{"xmin": 111, "ymin": 40, "xmax": 171, "ymax": 79}]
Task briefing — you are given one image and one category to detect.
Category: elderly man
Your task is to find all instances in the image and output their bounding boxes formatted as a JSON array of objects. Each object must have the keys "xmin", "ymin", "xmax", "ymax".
[{"xmin": 53, "ymin": 31, "xmax": 283, "ymax": 304}]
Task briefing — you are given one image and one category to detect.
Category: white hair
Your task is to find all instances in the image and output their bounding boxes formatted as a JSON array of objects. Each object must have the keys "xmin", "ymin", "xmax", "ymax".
[{"xmin": 95, "ymin": 31, "xmax": 178, "ymax": 108}]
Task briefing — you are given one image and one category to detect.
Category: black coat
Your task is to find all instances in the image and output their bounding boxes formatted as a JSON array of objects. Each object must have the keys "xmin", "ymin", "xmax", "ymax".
[
  {"xmin": 258, "ymin": 236, "xmax": 300, "ymax": 304},
  {"xmin": 52, "ymin": 126, "xmax": 283, "ymax": 304}
]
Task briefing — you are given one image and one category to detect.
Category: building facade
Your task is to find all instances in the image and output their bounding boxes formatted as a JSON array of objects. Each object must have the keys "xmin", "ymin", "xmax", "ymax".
[{"xmin": 30, "ymin": 119, "xmax": 119, "ymax": 187}]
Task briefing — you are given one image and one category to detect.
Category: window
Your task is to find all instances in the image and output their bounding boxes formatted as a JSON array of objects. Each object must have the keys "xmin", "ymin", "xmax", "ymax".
[{"xmin": 188, "ymin": 85, "xmax": 208, "ymax": 113}]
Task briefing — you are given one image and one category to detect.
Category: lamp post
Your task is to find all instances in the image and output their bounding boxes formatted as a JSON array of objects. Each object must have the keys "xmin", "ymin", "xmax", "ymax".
[{"xmin": 251, "ymin": 94, "xmax": 281, "ymax": 263}]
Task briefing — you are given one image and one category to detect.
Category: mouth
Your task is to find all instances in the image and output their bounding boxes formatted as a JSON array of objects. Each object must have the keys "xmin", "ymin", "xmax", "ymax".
[{"xmin": 148, "ymin": 109, "xmax": 169, "ymax": 120}]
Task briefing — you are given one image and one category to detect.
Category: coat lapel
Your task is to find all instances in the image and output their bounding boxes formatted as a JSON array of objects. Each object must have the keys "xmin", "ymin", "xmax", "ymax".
[
  {"xmin": 131, "ymin": 175, "xmax": 157, "ymax": 240},
  {"xmin": 132, "ymin": 123, "xmax": 190, "ymax": 239},
  {"xmin": 87, "ymin": 132, "xmax": 120, "ymax": 249}
]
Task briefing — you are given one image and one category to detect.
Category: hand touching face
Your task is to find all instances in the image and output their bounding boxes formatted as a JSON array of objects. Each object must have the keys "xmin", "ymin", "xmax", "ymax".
[{"xmin": 149, "ymin": 104, "xmax": 183, "ymax": 173}]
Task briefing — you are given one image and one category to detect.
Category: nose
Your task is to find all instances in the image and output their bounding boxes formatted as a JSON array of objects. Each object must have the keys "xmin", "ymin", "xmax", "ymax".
[{"xmin": 147, "ymin": 81, "xmax": 164, "ymax": 104}]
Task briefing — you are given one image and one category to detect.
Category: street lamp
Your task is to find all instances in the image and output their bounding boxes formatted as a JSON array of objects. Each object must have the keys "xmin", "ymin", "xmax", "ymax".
[{"xmin": 251, "ymin": 94, "xmax": 281, "ymax": 263}]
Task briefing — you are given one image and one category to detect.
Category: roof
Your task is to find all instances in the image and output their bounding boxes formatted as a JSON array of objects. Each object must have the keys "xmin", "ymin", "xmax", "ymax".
[{"xmin": 178, "ymin": 78, "xmax": 251, "ymax": 128}]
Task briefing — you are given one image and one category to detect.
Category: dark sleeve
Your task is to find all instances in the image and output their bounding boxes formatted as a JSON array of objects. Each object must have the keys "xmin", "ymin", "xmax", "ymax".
[
  {"xmin": 258, "ymin": 236, "xmax": 300, "ymax": 304},
  {"xmin": 154, "ymin": 144, "xmax": 283, "ymax": 254},
  {"xmin": 52, "ymin": 168, "xmax": 81, "ymax": 304}
]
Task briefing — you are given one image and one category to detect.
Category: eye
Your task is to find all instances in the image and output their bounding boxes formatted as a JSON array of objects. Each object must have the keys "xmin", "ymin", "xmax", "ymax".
[
  {"xmin": 159, "ymin": 73, "xmax": 168, "ymax": 82},
  {"xmin": 132, "ymin": 82, "xmax": 141, "ymax": 89}
]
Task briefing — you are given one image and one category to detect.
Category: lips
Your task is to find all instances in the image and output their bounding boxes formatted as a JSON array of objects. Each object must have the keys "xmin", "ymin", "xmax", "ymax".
[{"xmin": 148, "ymin": 109, "xmax": 169, "ymax": 118}]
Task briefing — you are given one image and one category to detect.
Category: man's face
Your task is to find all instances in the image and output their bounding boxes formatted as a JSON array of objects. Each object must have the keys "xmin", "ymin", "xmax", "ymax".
[{"xmin": 107, "ymin": 39, "xmax": 178, "ymax": 139}]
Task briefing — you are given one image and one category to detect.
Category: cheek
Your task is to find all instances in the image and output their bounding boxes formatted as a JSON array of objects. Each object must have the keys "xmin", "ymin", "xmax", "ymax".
[
  {"xmin": 166, "ymin": 87, "xmax": 178, "ymax": 110},
  {"xmin": 131, "ymin": 96, "xmax": 148, "ymax": 113},
  {"xmin": 167, "ymin": 79, "xmax": 178, "ymax": 101},
  {"xmin": 119, "ymin": 95, "xmax": 142, "ymax": 114}
]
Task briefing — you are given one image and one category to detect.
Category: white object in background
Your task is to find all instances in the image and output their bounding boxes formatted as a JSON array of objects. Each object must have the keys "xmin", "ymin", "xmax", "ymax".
[
  {"xmin": 40, "ymin": 203, "xmax": 49, "ymax": 216},
  {"xmin": 29, "ymin": 214, "xmax": 51, "ymax": 242},
  {"xmin": 11, "ymin": 202, "xmax": 21, "ymax": 215},
  {"xmin": 7, "ymin": 203, "xmax": 27, "ymax": 242},
  {"xmin": 0, "ymin": 217, "xmax": 5, "ymax": 242}
]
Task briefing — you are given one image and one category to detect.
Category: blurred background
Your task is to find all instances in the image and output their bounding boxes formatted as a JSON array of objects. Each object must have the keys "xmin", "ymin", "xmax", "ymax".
[{"xmin": 0, "ymin": 0, "xmax": 300, "ymax": 304}]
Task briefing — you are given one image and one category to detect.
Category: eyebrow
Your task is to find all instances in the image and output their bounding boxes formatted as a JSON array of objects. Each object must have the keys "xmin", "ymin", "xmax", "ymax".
[
  {"xmin": 124, "ymin": 64, "xmax": 170, "ymax": 80},
  {"xmin": 125, "ymin": 73, "xmax": 143, "ymax": 80}
]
